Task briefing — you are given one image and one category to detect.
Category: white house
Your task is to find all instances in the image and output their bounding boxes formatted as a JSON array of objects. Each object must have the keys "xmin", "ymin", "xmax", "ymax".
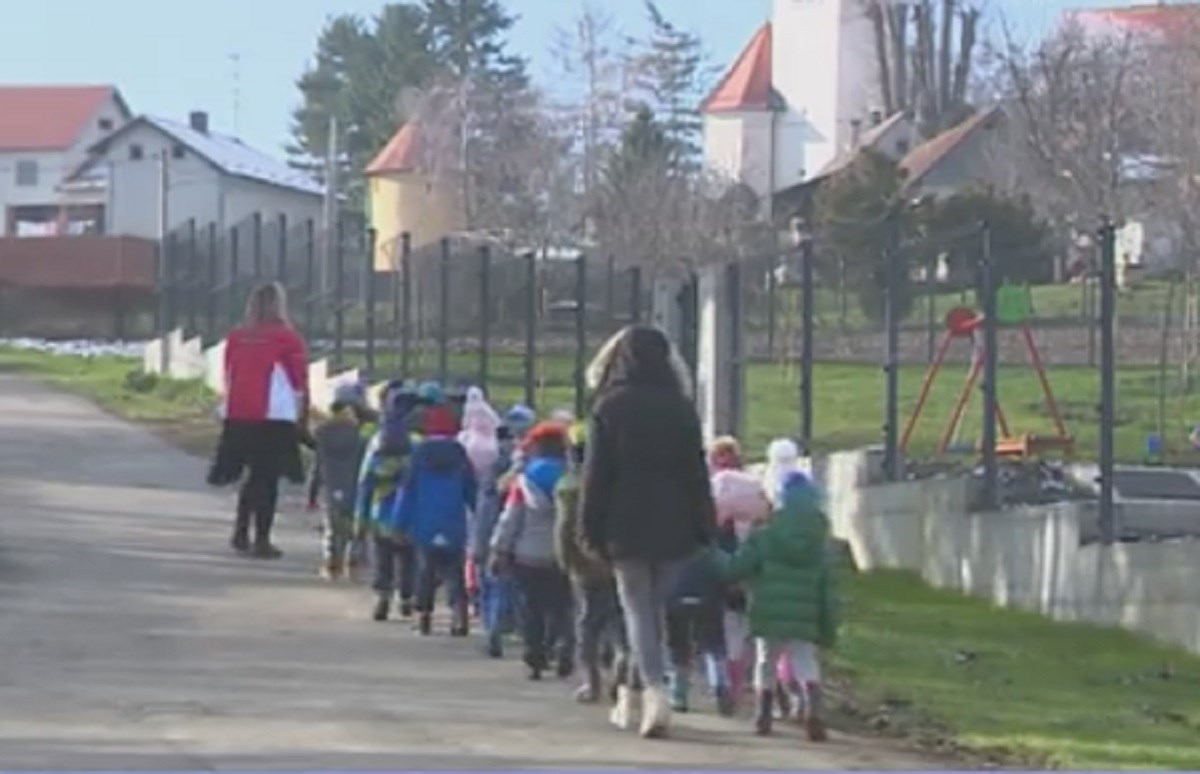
[
  {"xmin": 0, "ymin": 85, "xmax": 131, "ymax": 236},
  {"xmin": 68, "ymin": 111, "xmax": 324, "ymax": 240},
  {"xmin": 702, "ymin": 0, "xmax": 882, "ymax": 211}
]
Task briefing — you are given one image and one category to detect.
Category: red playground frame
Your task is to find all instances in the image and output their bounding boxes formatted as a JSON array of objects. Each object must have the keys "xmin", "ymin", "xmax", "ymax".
[{"xmin": 900, "ymin": 306, "xmax": 1074, "ymax": 461}]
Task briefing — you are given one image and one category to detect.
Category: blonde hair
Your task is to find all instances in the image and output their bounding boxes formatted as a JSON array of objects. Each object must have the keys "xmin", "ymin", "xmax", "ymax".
[
  {"xmin": 585, "ymin": 325, "xmax": 693, "ymax": 397},
  {"xmin": 244, "ymin": 281, "xmax": 291, "ymax": 327}
]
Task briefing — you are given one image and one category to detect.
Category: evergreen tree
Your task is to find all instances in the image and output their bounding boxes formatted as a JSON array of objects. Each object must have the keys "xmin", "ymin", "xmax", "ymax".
[
  {"xmin": 597, "ymin": 106, "xmax": 675, "ymax": 262},
  {"xmin": 418, "ymin": 0, "xmax": 534, "ymax": 229},
  {"xmin": 287, "ymin": 4, "xmax": 432, "ymax": 200},
  {"xmin": 627, "ymin": 1, "xmax": 715, "ymax": 171},
  {"xmin": 422, "ymin": 0, "xmax": 526, "ymax": 86},
  {"xmin": 814, "ymin": 149, "xmax": 915, "ymax": 323}
]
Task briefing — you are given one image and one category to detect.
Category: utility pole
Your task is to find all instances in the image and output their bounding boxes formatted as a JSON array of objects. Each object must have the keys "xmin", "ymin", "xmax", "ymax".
[
  {"xmin": 158, "ymin": 151, "xmax": 171, "ymax": 374},
  {"xmin": 322, "ymin": 115, "xmax": 339, "ymax": 297},
  {"xmin": 229, "ymin": 52, "xmax": 242, "ymax": 135}
]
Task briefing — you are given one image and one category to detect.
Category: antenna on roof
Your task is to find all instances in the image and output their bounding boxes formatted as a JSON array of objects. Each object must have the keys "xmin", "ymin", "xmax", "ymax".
[{"xmin": 230, "ymin": 52, "xmax": 242, "ymax": 135}]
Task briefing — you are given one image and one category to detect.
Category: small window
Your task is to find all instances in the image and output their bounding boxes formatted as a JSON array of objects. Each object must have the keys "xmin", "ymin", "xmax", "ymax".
[
  {"xmin": 98, "ymin": 118, "xmax": 114, "ymax": 131},
  {"xmin": 172, "ymin": 144, "xmax": 186, "ymax": 159},
  {"xmin": 129, "ymin": 144, "xmax": 144, "ymax": 161},
  {"xmin": 15, "ymin": 159, "xmax": 38, "ymax": 187}
]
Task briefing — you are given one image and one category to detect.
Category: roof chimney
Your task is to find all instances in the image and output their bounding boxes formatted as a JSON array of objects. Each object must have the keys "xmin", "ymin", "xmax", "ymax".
[
  {"xmin": 850, "ymin": 118, "xmax": 863, "ymax": 149},
  {"xmin": 189, "ymin": 111, "xmax": 209, "ymax": 135}
]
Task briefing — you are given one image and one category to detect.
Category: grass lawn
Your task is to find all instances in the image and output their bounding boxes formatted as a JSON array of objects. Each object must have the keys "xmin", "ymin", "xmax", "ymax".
[
  {"xmin": 836, "ymin": 570, "xmax": 1200, "ymax": 769},
  {"xmin": 5, "ymin": 346, "xmax": 1200, "ymax": 768},
  {"xmin": 372, "ymin": 348, "xmax": 1200, "ymax": 465}
]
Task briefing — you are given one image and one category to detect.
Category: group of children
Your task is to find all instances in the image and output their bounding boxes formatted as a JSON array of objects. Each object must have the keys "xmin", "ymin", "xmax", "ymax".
[{"xmin": 307, "ymin": 379, "xmax": 839, "ymax": 741}]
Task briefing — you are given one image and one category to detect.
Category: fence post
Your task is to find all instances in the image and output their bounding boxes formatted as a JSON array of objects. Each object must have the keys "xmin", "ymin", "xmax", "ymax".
[
  {"xmin": 186, "ymin": 218, "xmax": 197, "ymax": 336},
  {"xmin": 882, "ymin": 214, "xmax": 903, "ymax": 481},
  {"xmin": 800, "ymin": 235, "xmax": 815, "ymax": 448},
  {"xmin": 438, "ymin": 237, "xmax": 451, "ymax": 383},
  {"xmin": 228, "ymin": 224, "xmax": 240, "ymax": 331},
  {"xmin": 574, "ymin": 253, "xmax": 588, "ymax": 418},
  {"xmin": 252, "ymin": 212, "xmax": 263, "ymax": 280},
  {"xmin": 1098, "ymin": 218, "xmax": 1118, "ymax": 544},
  {"xmin": 276, "ymin": 213, "xmax": 288, "ymax": 286},
  {"xmin": 926, "ymin": 252, "xmax": 938, "ymax": 363},
  {"xmin": 628, "ymin": 265, "xmax": 643, "ymax": 324},
  {"xmin": 979, "ymin": 222, "xmax": 999, "ymax": 511},
  {"xmin": 304, "ymin": 218, "xmax": 316, "ymax": 341},
  {"xmin": 524, "ymin": 250, "xmax": 537, "ymax": 408},
  {"xmin": 333, "ymin": 216, "xmax": 345, "ymax": 370},
  {"xmin": 479, "ymin": 244, "xmax": 491, "ymax": 390},
  {"xmin": 766, "ymin": 258, "xmax": 777, "ymax": 360},
  {"xmin": 606, "ymin": 254, "xmax": 616, "ymax": 323},
  {"xmin": 400, "ymin": 233, "xmax": 412, "ymax": 376},
  {"xmin": 726, "ymin": 262, "xmax": 745, "ymax": 439},
  {"xmin": 390, "ymin": 235, "xmax": 402, "ymax": 362},
  {"xmin": 365, "ymin": 227, "xmax": 378, "ymax": 380},
  {"xmin": 206, "ymin": 222, "xmax": 218, "ymax": 342}
]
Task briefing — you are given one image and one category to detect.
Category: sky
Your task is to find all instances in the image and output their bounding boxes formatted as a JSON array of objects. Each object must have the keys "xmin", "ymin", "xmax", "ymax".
[{"xmin": 0, "ymin": 0, "xmax": 1160, "ymax": 156}]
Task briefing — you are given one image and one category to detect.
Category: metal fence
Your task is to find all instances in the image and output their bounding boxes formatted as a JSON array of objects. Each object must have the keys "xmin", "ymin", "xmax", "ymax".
[{"xmin": 155, "ymin": 211, "xmax": 1129, "ymax": 530}]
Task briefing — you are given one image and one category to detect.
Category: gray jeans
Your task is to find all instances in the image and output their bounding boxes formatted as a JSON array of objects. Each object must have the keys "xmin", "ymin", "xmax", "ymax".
[{"xmin": 612, "ymin": 558, "xmax": 687, "ymax": 687}]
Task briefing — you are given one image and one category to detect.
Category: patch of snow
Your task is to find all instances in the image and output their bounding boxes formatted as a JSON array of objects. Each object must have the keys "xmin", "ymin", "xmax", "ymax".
[{"xmin": 1, "ymin": 338, "xmax": 145, "ymax": 359}]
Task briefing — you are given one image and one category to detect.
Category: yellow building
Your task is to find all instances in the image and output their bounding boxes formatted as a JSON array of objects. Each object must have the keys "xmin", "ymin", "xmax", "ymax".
[{"xmin": 365, "ymin": 121, "xmax": 464, "ymax": 272}]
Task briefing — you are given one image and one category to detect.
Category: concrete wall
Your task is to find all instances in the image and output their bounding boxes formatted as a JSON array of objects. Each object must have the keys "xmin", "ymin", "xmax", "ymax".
[
  {"xmin": 824, "ymin": 448, "xmax": 1200, "ymax": 655},
  {"xmin": 143, "ymin": 329, "xmax": 368, "ymax": 418}
]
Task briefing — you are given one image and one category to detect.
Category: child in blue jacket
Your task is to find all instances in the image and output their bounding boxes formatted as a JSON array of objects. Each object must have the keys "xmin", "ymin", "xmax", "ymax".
[
  {"xmin": 394, "ymin": 402, "xmax": 478, "ymax": 637},
  {"xmin": 473, "ymin": 404, "xmax": 535, "ymax": 656},
  {"xmin": 357, "ymin": 383, "xmax": 419, "ymax": 622}
]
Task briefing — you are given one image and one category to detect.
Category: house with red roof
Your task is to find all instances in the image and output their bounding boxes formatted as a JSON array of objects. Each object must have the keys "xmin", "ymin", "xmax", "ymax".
[
  {"xmin": 701, "ymin": 0, "xmax": 882, "ymax": 215},
  {"xmin": 0, "ymin": 85, "xmax": 131, "ymax": 237},
  {"xmin": 365, "ymin": 120, "xmax": 464, "ymax": 271}
]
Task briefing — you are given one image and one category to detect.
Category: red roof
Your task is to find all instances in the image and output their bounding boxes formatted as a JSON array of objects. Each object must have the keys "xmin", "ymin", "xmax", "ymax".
[
  {"xmin": 702, "ymin": 24, "xmax": 775, "ymax": 114},
  {"xmin": 0, "ymin": 236, "xmax": 157, "ymax": 290},
  {"xmin": 366, "ymin": 122, "xmax": 422, "ymax": 176},
  {"xmin": 1069, "ymin": 4, "xmax": 1200, "ymax": 36},
  {"xmin": 0, "ymin": 85, "xmax": 122, "ymax": 152}
]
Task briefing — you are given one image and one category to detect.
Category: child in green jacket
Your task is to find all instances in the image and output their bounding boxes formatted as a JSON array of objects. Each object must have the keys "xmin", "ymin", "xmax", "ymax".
[{"xmin": 724, "ymin": 469, "xmax": 838, "ymax": 741}]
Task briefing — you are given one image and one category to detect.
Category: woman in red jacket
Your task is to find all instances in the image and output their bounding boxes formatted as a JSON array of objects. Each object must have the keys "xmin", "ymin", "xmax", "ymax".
[{"xmin": 208, "ymin": 281, "xmax": 310, "ymax": 558}]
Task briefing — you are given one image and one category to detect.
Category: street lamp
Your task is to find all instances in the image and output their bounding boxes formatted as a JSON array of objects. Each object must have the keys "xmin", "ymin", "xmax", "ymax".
[{"xmin": 790, "ymin": 216, "xmax": 815, "ymax": 449}]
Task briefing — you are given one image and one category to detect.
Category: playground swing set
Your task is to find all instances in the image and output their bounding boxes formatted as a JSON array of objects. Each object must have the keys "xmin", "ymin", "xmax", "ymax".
[{"xmin": 900, "ymin": 284, "xmax": 1074, "ymax": 462}]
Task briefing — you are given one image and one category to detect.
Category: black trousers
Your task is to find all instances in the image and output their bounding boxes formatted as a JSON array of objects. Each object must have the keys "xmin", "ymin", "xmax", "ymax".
[
  {"xmin": 215, "ymin": 420, "xmax": 299, "ymax": 546},
  {"xmin": 514, "ymin": 564, "xmax": 574, "ymax": 670},
  {"xmin": 372, "ymin": 535, "xmax": 416, "ymax": 599},
  {"xmin": 666, "ymin": 597, "xmax": 727, "ymax": 669}
]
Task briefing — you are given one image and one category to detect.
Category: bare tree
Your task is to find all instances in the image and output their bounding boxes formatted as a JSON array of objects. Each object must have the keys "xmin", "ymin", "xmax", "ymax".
[
  {"xmin": 993, "ymin": 20, "xmax": 1145, "ymax": 226},
  {"xmin": 549, "ymin": 4, "xmax": 629, "ymax": 213},
  {"xmin": 862, "ymin": 0, "xmax": 981, "ymax": 137}
]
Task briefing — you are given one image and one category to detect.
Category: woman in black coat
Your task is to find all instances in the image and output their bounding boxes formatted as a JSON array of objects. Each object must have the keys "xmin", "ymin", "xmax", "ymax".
[{"xmin": 577, "ymin": 325, "xmax": 716, "ymax": 739}]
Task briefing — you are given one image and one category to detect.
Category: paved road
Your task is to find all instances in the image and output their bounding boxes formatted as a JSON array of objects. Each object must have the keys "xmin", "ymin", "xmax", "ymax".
[{"xmin": 0, "ymin": 373, "xmax": 938, "ymax": 770}]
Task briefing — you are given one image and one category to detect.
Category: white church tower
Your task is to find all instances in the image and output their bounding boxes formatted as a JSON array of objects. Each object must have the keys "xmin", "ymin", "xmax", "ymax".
[{"xmin": 702, "ymin": 0, "xmax": 882, "ymax": 205}]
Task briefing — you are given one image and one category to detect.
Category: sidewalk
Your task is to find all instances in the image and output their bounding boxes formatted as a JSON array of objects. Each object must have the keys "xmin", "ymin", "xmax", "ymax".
[{"xmin": 0, "ymin": 373, "xmax": 941, "ymax": 770}]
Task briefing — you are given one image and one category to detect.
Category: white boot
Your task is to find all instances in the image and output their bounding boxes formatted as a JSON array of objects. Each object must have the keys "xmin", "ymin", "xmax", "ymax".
[
  {"xmin": 609, "ymin": 685, "xmax": 636, "ymax": 730},
  {"xmin": 639, "ymin": 685, "xmax": 671, "ymax": 739}
]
